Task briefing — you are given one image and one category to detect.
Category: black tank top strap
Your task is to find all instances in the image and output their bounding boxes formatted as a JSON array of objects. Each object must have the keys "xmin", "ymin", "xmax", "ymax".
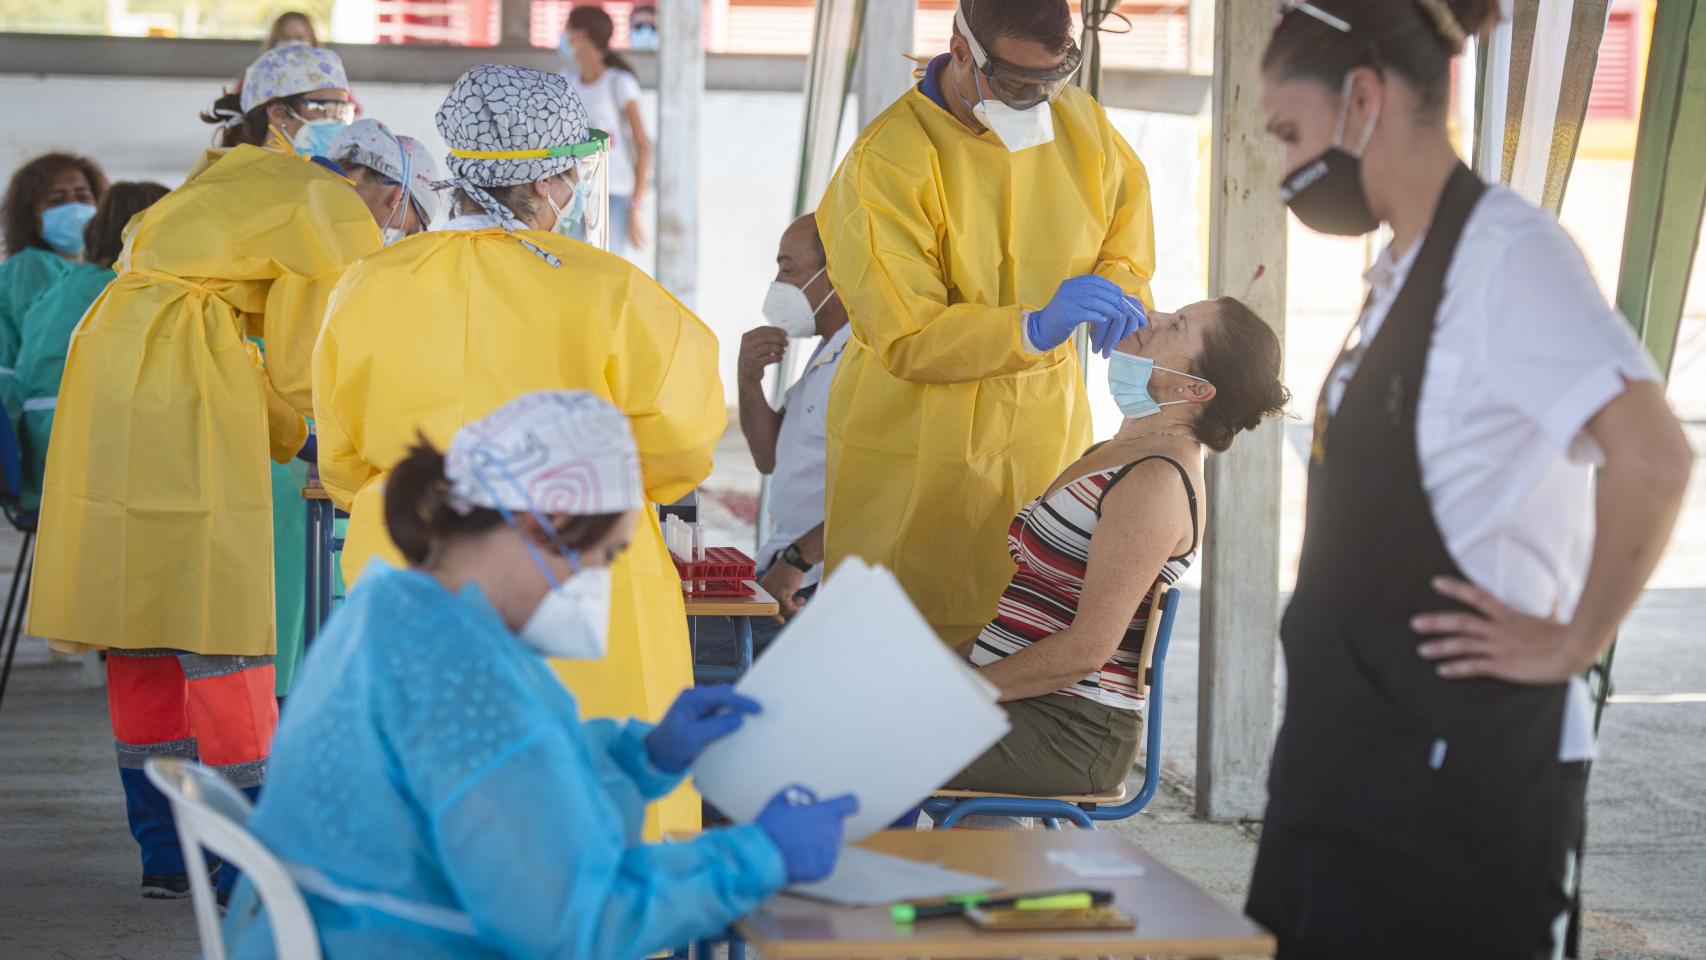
[{"xmin": 1096, "ymin": 454, "xmax": 1200, "ymax": 560}]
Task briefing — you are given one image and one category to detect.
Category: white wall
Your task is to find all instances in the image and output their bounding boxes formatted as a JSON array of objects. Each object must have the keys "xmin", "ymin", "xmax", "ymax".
[{"xmin": 0, "ymin": 74, "xmax": 1203, "ymax": 415}]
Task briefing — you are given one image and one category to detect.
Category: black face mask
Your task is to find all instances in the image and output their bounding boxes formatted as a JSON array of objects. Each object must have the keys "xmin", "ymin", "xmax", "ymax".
[{"xmin": 1280, "ymin": 75, "xmax": 1381, "ymax": 237}]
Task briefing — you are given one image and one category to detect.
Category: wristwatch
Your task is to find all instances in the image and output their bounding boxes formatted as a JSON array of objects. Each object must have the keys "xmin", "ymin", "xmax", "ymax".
[{"xmin": 779, "ymin": 542, "xmax": 813, "ymax": 573}]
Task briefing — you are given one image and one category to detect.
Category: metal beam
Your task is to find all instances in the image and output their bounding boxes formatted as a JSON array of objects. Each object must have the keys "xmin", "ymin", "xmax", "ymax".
[
  {"xmin": 0, "ymin": 32, "xmax": 1210, "ymax": 114},
  {"xmin": 1199, "ymin": 0, "xmax": 1286, "ymax": 822},
  {"xmin": 854, "ymin": 0, "xmax": 915, "ymax": 128},
  {"xmin": 655, "ymin": 0, "xmax": 705, "ymax": 309}
]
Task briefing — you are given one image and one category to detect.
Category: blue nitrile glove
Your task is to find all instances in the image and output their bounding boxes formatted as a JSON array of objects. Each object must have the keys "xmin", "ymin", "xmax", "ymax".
[
  {"xmin": 755, "ymin": 786, "xmax": 860, "ymax": 884},
  {"xmin": 644, "ymin": 684, "xmax": 762, "ymax": 773},
  {"xmin": 294, "ymin": 433, "xmax": 318, "ymax": 464},
  {"xmin": 1025, "ymin": 275, "xmax": 1148, "ymax": 358}
]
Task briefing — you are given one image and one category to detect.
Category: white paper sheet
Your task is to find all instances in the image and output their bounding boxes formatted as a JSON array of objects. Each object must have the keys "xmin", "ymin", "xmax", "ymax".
[
  {"xmin": 785, "ymin": 847, "xmax": 1001, "ymax": 907},
  {"xmin": 690, "ymin": 558, "xmax": 1011, "ymax": 841},
  {"xmin": 1045, "ymin": 849, "xmax": 1147, "ymax": 879}
]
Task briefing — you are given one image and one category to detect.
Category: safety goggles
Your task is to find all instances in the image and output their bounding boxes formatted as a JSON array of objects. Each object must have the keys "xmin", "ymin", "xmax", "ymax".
[
  {"xmin": 955, "ymin": 5, "xmax": 1080, "ymax": 110},
  {"xmin": 294, "ymin": 97, "xmax": 356, "ymax": 124},
  {"xmin": 1273, "ymin": 1, "xmax": 1383, "ymax": 68}
]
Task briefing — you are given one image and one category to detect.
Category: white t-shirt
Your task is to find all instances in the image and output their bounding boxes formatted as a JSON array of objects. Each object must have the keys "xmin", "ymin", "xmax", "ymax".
[
  {"xmin": 567, "ymin": 66, "xmax": 642, "ymax": 198},
  {"xmin": 1324, "ymin": 184, "xmax": 1662, "ymax": 763},
  {"xmin": 755, "ymin": 324, "xmax": 852, "ymax": 588}
]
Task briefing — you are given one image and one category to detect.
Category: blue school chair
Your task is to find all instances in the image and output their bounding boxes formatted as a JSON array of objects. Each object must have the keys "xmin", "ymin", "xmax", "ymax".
[
  {"xmin": 922, "ymin": 585, "xmax": 1181, "ymax": 830},
  {"xmin": 0, "ymin": 411, "xmax": 38, "ymax": 714}
]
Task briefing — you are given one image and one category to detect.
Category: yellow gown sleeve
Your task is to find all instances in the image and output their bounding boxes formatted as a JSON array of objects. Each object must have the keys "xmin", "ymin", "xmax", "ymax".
[
  {"xmin": 246, "ymin": 339, "xmax": 309, "ymax": 463},
  {"xmin": 605, "ymin": 276, "xmax": 726, "ymax": 505},
  {"xmin": 310, "ymin": 316, "xmax": 373, "ymax": 511},
  {"xmin": 257, "ymin": 269, "xmax": 350, "ymax": 418},
  {"xmin": 1092, "ymin": 126, "xmax": 1157, "ymax": 309},
  {"xmin": 821, "ymin": 144, "xmax": 1049, "ymax": 386}
]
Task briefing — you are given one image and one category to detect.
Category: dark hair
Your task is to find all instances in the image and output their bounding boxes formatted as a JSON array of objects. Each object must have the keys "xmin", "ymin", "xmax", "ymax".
[
  {"xmin": 200, "ymin": 90, "xmax": 306, "ymax": 148},
  {"xmin": 1263, "ymin": 0, "xmax": 1500, "ymax": 116},
  {"xmin": 82, "ymin": 181, "xmax": 169, "ymax": 268},
  {"xmin": 453, "ymin": 184, "xmax": 539, "ymax": 224},
  {"xmin": 385, "ymin": 435, "xmax": 623, "ymax": 566},
  {"xmin": 266, "ymin": 11, "xmax": 320, "ymax": 49},
  {"xmin": 2, "ymin": 152, "xmax": 109, "ymax": 256},
  {"xmin": 568, "ymin": 6, "xmax": 636, "ymax": 75},
  {"xmin": 958, "ymin": 0, "xmax": 1074, "ymax": 58},
  {"xmin": 1192, "ymin": 297, "xmax": 1291, "ymax": 453}
]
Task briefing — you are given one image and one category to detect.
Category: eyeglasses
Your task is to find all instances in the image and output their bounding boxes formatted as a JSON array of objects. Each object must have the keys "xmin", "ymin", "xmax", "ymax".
[
  {"xmin": 1273, "ymin": 1, "xmax": 1384, "ymax": 69},
  {"xmin": 294, "ymin": 98, "xmax": 356, "ymax": 124},
  {"xmin": 956, "ymin": 2, "xmax": 1080, "ymax": 110}
]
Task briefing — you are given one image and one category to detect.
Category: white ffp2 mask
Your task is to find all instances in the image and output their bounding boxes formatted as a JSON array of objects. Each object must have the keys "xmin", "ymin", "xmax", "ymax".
[
  {"xmin": 519, "ymin": 564, "xmax": 612, "ymax": 660},
  {"xmin": 762, "ymin": 266, "xmax": 836, "ymax": 338}
]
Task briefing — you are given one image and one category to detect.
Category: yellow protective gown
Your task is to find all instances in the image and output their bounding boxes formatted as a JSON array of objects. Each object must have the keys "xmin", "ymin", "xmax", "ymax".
[
  {"xmin": 30, "ymin": 145, "xmax": 381, "ymax": 656},
  {"xmin": 818, "ymin": 83, "xmax": 1155, "ymax": 644},
  {"xmin": 313, "ymin": 227, "xmax": 724, "ymax": 837}
]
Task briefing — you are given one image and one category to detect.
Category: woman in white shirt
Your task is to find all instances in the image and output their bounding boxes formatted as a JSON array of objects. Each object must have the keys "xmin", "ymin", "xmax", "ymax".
[
  {"xmin": 561, "ymin": 5, "xmax": 653, "ymax": 258},
  {"xmin": 1249, "ymin": 2, "xmax": 1693, "ymax": 958}
]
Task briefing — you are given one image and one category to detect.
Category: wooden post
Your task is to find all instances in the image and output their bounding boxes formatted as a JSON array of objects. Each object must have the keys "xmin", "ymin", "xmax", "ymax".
[
  {"xmin": 499, "ymin": 0, "xmax": 530, "ymax": 47},
  {"xmin": 656, "ymin": 0, "xmax": 705, "ymax": 308},
  {"xmin": 1198, "ymin": 0, "xmax": 1286, "ymax": 822},
  {"xmin": 854, "ymin": 0, "xmax": 915, "ymax": 128}
]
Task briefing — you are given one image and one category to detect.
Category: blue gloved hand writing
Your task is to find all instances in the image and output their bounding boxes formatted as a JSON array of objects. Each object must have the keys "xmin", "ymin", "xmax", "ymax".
[
  {"xmin": 1025, "ymin": 275, "xmax": 1148, "ymax": 358},
  {"xmin": 755, "ymin": 785, "xmax": 859, "ymax": 884},
  {"xmin": 644, "ymin": 684, "xmax": 762, "ymax": 773}
]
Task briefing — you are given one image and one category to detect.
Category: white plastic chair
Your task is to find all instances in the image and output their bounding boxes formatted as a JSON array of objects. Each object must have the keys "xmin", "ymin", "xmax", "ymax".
[{"xmin": 144, "ymin": 757, "xmax": 322, "ymax": 960}]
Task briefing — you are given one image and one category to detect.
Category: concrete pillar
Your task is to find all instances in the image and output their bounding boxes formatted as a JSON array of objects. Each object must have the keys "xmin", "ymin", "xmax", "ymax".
[
  {"xmin": 499, "ymin": 0, "xmax": 530, "ymax": 47},
  {"xmin": 657, "ymin": 0, "xmax": 705, "ymax": 308},
  {"xmin": 1198, "ymin": 0, "xmax": 1286, "ymax": 822},
  {"xmin": 855, "ymin": 0, "xmax": 916, "ymax": 128}
]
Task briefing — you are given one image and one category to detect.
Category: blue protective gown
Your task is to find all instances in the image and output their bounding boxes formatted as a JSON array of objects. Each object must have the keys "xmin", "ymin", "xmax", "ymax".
[{"xmin": 223, "ymin": 564, "xmax": 787, "ymax": 959}]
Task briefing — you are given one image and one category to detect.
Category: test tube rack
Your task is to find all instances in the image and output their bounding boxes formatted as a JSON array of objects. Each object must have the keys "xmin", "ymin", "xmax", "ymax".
[{"xmin": 672, "ymin": 547, "xmax": 757, "ymax": 598}]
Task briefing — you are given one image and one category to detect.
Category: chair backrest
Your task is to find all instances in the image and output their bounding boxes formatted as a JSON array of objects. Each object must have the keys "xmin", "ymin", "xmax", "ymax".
[
  {"xmin": 144, "ymin": 758, "xmax": 322, "ymax": 960},
  {"xmin": 0, "ymin": 411, "xmax": 23, "ymax": 510},
  {"xmin": 1132, "ymin": 581, "xmax": 1169, "ymax": 698}
]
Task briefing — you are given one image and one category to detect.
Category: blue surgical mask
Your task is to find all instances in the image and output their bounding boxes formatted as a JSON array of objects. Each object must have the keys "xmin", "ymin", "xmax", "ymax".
[
  {"xmin": 630, "ymin": 24, "xmax": 659, "ymax": 50},
  {"xmin": 557, "ymin": 31, "xmax": 574, "ymax": 61},
  {"xmin": 1107, "ymin": 350, "xmax": 1211, "ymax": 420},
  {"xmin": 40, "ymin": 202, "xmax": 97, "ymax": 256},
  {"xmin": 289, "ymin": 115, "xmax": 348, "ymax": 159}
]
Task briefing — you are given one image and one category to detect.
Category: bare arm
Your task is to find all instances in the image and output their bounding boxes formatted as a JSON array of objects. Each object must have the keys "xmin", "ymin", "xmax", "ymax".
[
  {"xmin": 976, "ymin": 461, "xmax": 1190, "ymax": 701},
  {"xmin": 1419, "ymin": 379, "xmax": 1693, "ymax": 681},
  {"xmin": 624, "ymin": 100, "xmax": 652, "ymax": 209},
  {"xmin": 735, "ymin": 326, "xmax": 787, "ymax": 474}
]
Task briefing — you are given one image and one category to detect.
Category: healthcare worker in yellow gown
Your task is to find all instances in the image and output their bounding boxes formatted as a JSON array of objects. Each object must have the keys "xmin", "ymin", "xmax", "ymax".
[
  {"xmin": 313, "ymin": 64, "xmax": 723, "ymax": 837},
  {"xmin": 29, "ymin": 43, "xmax": 380, "ymax": 901},
  {"xmin": 818, "ymin": 0, "xmax": 1155, "ymax": 643}
]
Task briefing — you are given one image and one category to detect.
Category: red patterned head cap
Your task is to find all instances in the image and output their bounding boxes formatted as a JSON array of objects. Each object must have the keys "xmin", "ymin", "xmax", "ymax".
[{"xmin": 445, "ymin": 391, "xmax": 643, "ymax": 517}]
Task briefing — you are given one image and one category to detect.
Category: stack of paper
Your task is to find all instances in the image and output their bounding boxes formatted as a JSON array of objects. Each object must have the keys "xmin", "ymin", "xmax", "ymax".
[
  {"xmin": 690, "ymin": 557, "xmax": 1011, "ymax": 842},
  {"xmin": 787, "ymin": 847, "xmax": 1001, "ymax": 907}
]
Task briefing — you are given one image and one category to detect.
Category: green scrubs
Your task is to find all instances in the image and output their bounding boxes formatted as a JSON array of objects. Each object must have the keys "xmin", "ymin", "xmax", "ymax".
[
  {"xmin": 0, "ymin": 247, "xmax": 73, "ymax": 425},
  {"xmin": 15, "ymin": 261, "xmax": 113, "ymax": 510}
]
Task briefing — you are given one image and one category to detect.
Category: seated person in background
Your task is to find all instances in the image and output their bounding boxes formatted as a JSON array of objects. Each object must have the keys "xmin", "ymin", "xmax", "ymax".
[
  {"xmin": 16, "ymin": 180, "xmax": 169, "ymax": 512},
  {"xmin": 697, "ymin": 213, "xmax": 849, "ymax": 665},
  {"xmin": 945, "ymin": 298, "xmax": 1289, "ymax": 798},
  {"xmin": 224, "ymin": 391, "xmax": 856, "ymax": 959},
  {"xmin": 327, "ymin": 118, "xmax": 439, "ymax": 242}
]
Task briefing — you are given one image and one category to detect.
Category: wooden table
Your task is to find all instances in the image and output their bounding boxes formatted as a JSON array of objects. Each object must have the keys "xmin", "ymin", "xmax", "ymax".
[
  {"xmin": 736, "ymin": 829, "xmax": 1276, "ymax": 959},
  {"xmin": 685, "ymin": 581, "xmax": 777, "ymax": 684}
]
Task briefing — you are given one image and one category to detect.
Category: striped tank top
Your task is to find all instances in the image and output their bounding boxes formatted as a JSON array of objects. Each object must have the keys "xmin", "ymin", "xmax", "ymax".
[{"xmin": 969, "ymin": 455, "xmax": 1198, "ymax": 711}]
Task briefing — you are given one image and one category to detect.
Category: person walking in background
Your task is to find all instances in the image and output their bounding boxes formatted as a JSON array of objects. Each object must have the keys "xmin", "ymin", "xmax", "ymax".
[
  {"xmin": 561, "ymin": 4, "xmax": 653, "ymax": 259},
  {"xmin": 15, "ymin": 181, "xmax": 169, "ymax": 512},
  {"xmin": 263, "ymin": 11, "xmax": 318, "ymax": 50},
  {"xmin": 818, "ymin": 0, "xmax": 1152, "ymax": 645},
  {"xmin": 0, "ymin": 153, "xmax": 107, "ymax": 421}
]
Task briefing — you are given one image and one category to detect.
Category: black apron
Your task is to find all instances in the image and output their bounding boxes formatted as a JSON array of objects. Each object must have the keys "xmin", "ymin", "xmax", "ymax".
[{"xmin": 1246, "ymin": 165, "xmax": 1588, "ymax": 959}]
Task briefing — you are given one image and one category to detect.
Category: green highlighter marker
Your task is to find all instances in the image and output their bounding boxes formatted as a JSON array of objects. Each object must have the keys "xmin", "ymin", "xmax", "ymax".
[{"xmin": 891, "ymin": 889, "xmax": 1112, "ymax": 923}]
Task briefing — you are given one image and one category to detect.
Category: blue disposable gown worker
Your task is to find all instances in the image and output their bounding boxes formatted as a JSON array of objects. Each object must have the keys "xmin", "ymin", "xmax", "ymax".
[
  {"xmin": 223, "ymin": 563, "xmax": 786, "ymax": 958},
  {"xmin": 13, "ymin": 260, "xmax": 111, "ymax": 509}
]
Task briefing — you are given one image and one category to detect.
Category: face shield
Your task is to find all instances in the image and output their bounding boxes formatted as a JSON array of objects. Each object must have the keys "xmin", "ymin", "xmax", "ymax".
[
  {"xmin": 955, "ymin": 4, "xmax": 1081, "ymax": 110},
  {"xmin": 568, "ymin": 130, "xmax": 611, "ymax": 251}
]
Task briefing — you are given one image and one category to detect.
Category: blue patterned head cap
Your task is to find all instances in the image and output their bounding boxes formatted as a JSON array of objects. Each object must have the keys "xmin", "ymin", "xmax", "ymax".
[
  {"xmin": 240, "ymin": 43, "xmax": 349, "ymax": 114},
  {"xmin": 433, "ymin": 64, "xmax": 594, "ymax": 264}
]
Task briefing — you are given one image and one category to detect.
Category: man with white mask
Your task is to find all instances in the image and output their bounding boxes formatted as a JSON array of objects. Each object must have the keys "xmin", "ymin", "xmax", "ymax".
[
  {"xmin": 225, "ymin": 390, "xmax": 858, "ymax": 958},
  {"xmin": 817, "ymin": 0, "xmax": 1157, "ymax": 647},
  {"xmin": 709, "ymin": 214, "xmax": 849, "ymax": 667}
]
